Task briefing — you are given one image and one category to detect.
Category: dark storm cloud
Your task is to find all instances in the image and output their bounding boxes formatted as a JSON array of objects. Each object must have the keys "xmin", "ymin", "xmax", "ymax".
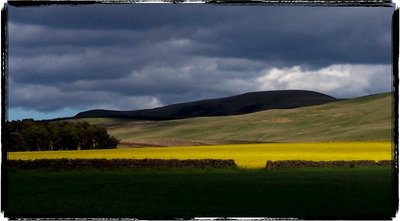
[
  {"xmin": 9, "ymin": 5, "xmax": 247, "ymax": 31},
  {"xmin": 9, "ymin": 5, "xmax": 392, "ymax": 65},
  {"xmin": 7, "ymin": 4, "xmax": 393, "ymax": 115}
]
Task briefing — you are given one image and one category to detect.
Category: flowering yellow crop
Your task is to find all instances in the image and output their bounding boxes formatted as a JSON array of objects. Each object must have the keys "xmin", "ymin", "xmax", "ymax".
[{"xmin": 8, "ymin": 141, "xmax": 392, "ymax": 168}]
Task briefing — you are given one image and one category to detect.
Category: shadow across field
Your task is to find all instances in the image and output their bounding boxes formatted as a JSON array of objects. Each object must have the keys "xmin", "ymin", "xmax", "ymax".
[{"xmin": 6, "ymin": 166, "xmax": 396, "ymax": 219}]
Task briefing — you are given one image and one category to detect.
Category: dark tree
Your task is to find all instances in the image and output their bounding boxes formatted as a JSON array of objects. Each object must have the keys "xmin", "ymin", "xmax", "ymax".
[{"xmin": 4, "ymin": 120, "xmax": 119, "ymax": 151}]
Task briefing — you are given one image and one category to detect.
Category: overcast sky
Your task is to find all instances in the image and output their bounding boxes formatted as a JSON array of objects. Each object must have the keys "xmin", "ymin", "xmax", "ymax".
[{"xmin": 7, "ymin": 4, "xmax": 393, "ymax": 120}]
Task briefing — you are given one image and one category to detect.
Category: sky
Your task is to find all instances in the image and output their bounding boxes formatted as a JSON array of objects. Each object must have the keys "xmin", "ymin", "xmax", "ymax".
[{"xmin": 7, "ymin": 4, "xmax": 394, "ymax": 120}]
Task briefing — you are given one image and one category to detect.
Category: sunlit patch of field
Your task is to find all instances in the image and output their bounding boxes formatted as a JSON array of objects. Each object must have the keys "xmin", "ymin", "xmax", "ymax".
[
  {"xmin": 8, "ymin": 141, "xmax": 392, "ymax": 168},
  {"xmin": 89, "ymin": 92, "xmax": 392, "ymax": 144}
]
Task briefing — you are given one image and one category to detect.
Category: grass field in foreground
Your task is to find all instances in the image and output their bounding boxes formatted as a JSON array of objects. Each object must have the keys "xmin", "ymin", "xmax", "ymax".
[
  {"xmin": 6, "ymin": 167, "xmax": 395, "ymax": 219},
  {"xmin": 8, "ymin": 141, "xmax": 392, "ymax": 168}
]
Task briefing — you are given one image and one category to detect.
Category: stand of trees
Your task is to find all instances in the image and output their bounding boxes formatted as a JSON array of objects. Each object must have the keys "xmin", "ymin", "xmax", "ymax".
[{"xmin": 4, "ymin": 119, "xmax": 119, "ymax": 152}]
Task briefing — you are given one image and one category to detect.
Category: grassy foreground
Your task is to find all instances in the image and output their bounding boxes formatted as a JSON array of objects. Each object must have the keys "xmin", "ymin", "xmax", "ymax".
[
  {"xmin": 8, "ymin": 142, "xmax": 392, "ymax": 168},
  {"xmin": 6, "ymin": 167, "xmax": 395, "ymax": 219}
]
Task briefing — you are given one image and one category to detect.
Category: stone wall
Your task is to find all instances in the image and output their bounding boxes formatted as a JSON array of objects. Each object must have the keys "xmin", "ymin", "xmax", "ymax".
[
  {"xmin": 7, "ymin": 158, "xmax": 238, "ymax": 170},
  {"xmin": 266, "ymin": 160, "xmax": 393, "ymax": 170}
]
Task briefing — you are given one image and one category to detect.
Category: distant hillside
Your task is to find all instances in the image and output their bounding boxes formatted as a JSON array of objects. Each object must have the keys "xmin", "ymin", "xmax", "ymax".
[
  {"xmin": 73, "ymin": 92, "xmax": 392, "ymax": 146},
  {"xmin": 74, "ymin": 90, "xmax": 338, "ymax": 120}
]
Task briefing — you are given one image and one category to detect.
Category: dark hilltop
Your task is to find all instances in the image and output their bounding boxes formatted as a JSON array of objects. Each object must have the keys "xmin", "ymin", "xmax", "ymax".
[{"xmin": 74, "ymin": 90, "xmax": 339, "ymax": 121}]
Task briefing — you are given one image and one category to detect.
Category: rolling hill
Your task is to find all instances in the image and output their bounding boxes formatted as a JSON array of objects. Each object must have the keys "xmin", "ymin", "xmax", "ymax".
[
  {"xmin": 74, "ymin": 90, "xmax": 338, "ymax": 120},
  {"xmin": 72, "ymin": 92, "xmax": 393, "ymax": 147}
]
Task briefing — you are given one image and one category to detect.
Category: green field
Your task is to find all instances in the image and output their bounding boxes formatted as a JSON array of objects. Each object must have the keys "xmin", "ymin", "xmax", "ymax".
[
  {"xmin": 6, "ymin": 167, "xmax": 395, "ymax": 219},
  {"xmin": 71, "ymin": 92, "xmax": 392, "ymax": 146},
  {"xmin": 6, "ymin": 92, "xmax": 395, "ymax": 218}
]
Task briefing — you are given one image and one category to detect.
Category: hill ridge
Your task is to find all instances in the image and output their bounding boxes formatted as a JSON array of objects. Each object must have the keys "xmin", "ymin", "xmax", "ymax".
[{"xmin": 74, "ymin": 90, "xmax": 338, "ymax": 120}]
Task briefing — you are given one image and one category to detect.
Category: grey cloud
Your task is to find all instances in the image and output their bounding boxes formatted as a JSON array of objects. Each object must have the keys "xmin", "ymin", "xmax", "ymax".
[
  {"xmin": 12, "ymin": 56, "xmax": 266, "ymax": 111},
  {"xmin": 8, "ymin": 4, "xmax": 248, "ymax": 31},
  {"xmin": 9, "ymin": 6, "xmax": 392, "ymax": 65},
  {"xmin": 58, "ymin": 56, "xmax": 265, "ymax": 98},
  {"xmin": 10, "ymin": 80, "xmax": 163, "ymax": 112},
  {"xmin": 9, "ymin": 22, "xmax": 143, "ymax": 48},
  {"xmin": 7, "ymin": 4, "xmax": 394, "ymax": 114},
  {"xmin": 11, "ymin": 61, "xmax": 391, "ymax": 113},
  {"xmin": 10, "ymin": 48, "xmax": 136, "ymax": 83}
]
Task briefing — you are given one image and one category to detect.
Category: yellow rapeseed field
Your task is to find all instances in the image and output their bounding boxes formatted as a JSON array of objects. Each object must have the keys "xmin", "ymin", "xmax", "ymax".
[{"xmin": 8, "ymin": 141, "xmax": 392, "ymax": 168}]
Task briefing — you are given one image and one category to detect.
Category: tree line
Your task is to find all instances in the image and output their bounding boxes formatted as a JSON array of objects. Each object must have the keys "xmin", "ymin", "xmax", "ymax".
[{"xmin": 4, "ymin": 119, "xmax": 119, "ymax": 152}]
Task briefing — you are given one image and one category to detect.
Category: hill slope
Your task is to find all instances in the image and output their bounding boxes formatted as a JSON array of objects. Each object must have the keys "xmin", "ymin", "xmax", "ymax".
[
  {"xmin": 74, "ymin": 92, "xmax": 392, "ymax": 146},
  {"xmin": 74, "ymin": 90, "xmax": 338, "ymax": 120}
]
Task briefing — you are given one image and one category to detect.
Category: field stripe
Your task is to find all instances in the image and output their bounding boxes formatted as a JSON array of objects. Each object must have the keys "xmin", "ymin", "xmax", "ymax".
[{"xmin": 7, "ymin": 141, "xmax": 392, "ymax": 168}]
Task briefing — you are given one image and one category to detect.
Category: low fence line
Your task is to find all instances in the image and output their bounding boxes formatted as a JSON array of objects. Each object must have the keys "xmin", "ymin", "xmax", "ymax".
[
  {"xmin": 266, "ymin": 160, "xmax": 393, "ymax": 169},
  {"xmin": 7, "ymin": 158, "xmax": 238, "ymax": 170}
]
